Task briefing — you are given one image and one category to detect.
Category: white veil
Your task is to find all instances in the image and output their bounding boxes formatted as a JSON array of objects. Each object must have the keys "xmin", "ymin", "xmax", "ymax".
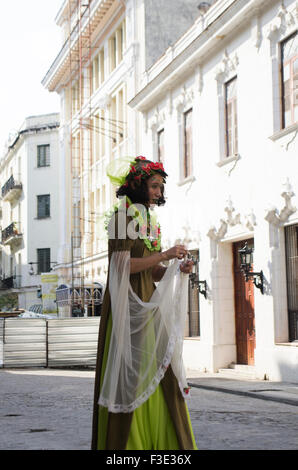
[{"xmin": 98, "ymin": 251, "xmax": 190, "ymax": 413}]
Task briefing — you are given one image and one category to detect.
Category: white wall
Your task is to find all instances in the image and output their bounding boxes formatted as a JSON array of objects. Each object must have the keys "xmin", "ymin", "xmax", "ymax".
[{"xmin": 134, "ymin": 0, "xmax": 298, "ymax": 381}]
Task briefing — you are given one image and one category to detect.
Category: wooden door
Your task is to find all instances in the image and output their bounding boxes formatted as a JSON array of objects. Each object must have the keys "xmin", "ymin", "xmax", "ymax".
[{"xmin": 233, "ymin": 239, "xmax": 255, "ymax": 365}]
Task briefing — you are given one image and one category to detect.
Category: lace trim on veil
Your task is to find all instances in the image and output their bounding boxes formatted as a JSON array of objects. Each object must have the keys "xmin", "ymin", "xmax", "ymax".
[{"xmin": 98, "ymin": 251, "xmax": 189, "ymax": 413}]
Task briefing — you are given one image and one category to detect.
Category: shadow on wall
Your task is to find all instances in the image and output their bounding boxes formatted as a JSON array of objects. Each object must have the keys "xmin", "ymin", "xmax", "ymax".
[{"xmin": 276, "ymin": 359, "xmax": 298, "ymax": 383}]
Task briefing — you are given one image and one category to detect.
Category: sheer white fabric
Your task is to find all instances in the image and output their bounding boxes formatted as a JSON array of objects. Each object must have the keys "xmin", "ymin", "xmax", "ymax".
[{"xmin": 98, "ymin": 251, "xmax": 189, "ymax": 413}]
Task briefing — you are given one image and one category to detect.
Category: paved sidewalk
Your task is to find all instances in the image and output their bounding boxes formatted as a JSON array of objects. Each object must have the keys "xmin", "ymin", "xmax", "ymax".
[
  {"xmin": 186, "ymin": 370, "xmax": 298, "ymax": 407},
  {"xmin": 1, "ymin": 367, "xmax": 297, "ymax": 450}
]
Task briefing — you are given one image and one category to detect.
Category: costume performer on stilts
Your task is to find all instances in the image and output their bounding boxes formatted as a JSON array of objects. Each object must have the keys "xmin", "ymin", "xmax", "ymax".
[{"xmin": 91, "ymin": 156, "xmax": 198, "ymax": 450}]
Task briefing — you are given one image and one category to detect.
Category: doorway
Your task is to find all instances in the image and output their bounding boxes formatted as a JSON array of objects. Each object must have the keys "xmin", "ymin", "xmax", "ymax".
[{"xmin": 233, "ymin": 239, "xmax": 255, "ymax": 365}]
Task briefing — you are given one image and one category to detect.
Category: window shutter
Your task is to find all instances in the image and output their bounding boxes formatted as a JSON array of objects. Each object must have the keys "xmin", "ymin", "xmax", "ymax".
[
  {"xmin": 37, "ymin": 248, "xmax": 51, "ymax": 274},
  {"xmin": 37, "ymin": 195, "xmax": 50, "ymax": 218},
  {"xmin": 37, "ymin": 145, "xmax": 50, "ymax": 167}
]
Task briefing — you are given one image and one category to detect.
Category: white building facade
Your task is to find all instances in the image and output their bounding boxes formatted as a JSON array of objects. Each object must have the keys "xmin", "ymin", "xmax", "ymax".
[
  {"xmin": 0, "ymin": 113, "xmax": 60, "ymax": 311},
  {"xmin": 42, "ymin": 0, "xmax": 202, "ymax": 317},
  {"xmin": 129, "ymin": 0, "xmax": 298, "ymax": 382}
]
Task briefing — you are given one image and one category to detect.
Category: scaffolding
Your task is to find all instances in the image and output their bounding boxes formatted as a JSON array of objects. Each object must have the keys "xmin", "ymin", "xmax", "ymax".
[
  {"xmin": 66, "ymin": 0, "xmax": 126, "ymax": 316},
  {"xmin": 68, "ymin": 0, "xmax": 96, "ymax": 315}
]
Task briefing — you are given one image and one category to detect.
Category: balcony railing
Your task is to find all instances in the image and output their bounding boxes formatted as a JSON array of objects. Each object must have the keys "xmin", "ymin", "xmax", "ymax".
[
  {"xmin": 1, "ymin": 175, "xmax": 22, "ymax": 202},
  {"xmin": 0, "ymin": 276, "xmax": 13, "ymax": 289},
  {"xmin": 1, "ymin": 222, "xmax": 23, "ymax": 246},
  {"xmin": 0, "ymin": 275, "xmax": 22, "ymax": 290}
]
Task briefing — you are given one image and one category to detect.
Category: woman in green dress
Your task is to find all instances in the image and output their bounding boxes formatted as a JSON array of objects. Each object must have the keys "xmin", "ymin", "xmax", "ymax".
[{"xmin": 91, "ymin": 156, "xmax": 197, "ymax": 450}]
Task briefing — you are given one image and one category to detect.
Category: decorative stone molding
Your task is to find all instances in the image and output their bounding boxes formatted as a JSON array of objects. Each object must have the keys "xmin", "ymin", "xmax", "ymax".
[
  {"xmin": 166, "ymin": 89, "xmax": 173, "ymax": 117},
  {"xmin": 267, "ymin": 2, "xmax": 298, "ymax": 42},
  {"xmin": 207, "ymin": 220, "xmax": 228, "ymax": 259},
  {"xmin": 165, "ymin": 45, "xmax": 175, "ymax": 62},
  {"xmin": 251, "ymin": 8, "xmax": 262, "ymax": 49},
  {"xmin": 181, "ymin": 222, "xmax": 201, "ymax": 249},
  {"xmin": 214, "ymin": 49, "xmax": 239, "ymax": 85},
  {"xmin": 280, "ymin": 179, "xmax": 297, "ymax": 222},
  {"xmin": 207, "ymin": 197, "xmax": 257, "ymax": 259},
  {"xmin": 265, "ymin": 178, "xmax": 297, "ymax": 225},
  {"xmin": 149, "ymin": 106, "xmax": 166, "ymax": 132},
  {"xmin": 175, "ymin": 85, "xmax": 194, "ymax": 112},
  {"xmin": 224, "ymin": 197, "xmax": 241, "ymax": 227},
  {"xmin": 265, "ymin": 178, "xmax": 297, "ymax": 247},
  {"xmin": 244, "ymin": 211, "xmax": 257, "ymax": 232},
  {"xmin": 196, "ymin": 65, "xmax": 204, "ymax": 95}
]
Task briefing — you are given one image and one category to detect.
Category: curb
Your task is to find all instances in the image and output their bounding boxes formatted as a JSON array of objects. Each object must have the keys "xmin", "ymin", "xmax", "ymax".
[{"xmin": 188, "ymin": 382, "xmax": 298, "ymax": 407}]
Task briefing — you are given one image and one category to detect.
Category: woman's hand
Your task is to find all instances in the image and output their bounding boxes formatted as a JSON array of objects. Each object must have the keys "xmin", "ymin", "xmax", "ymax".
[
  {"xmin": 161, "ymin": 245, "xmax": 188, "ymax": 261},
  {"xmin": 179, "ymin": 260, "xmax": 194, "ymax": 274}
]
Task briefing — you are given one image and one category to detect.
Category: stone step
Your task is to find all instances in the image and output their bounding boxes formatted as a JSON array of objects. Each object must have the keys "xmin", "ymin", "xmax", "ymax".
[
  {"xmin": 229, "ymin": 364, "xmax": 256, "ymax": 372},
  {"xmin": 217, "ymin": 364, "xmax": 258, "ymax": 380}
]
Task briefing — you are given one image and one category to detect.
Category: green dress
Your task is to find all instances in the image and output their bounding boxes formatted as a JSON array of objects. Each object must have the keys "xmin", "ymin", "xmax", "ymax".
[{"xmin": 91, "ymin": 214, "xmax": 197, "ymax": 450}]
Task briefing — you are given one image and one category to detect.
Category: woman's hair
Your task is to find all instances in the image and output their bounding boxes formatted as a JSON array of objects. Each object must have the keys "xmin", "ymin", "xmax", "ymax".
[{"xmin": 116, "ymin": 158, "xmax": 167, "ymax": 206}]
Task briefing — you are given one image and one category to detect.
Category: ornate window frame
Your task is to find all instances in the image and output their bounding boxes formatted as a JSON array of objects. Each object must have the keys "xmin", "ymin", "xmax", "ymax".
[
  {"xmin": 148, "ymin": 106, "xmax": 166, "ymax": 162},
  {"xmin": 265, "ymin": 178, "xmax": 298, "ymax": 343},
  {"xmin": 214, "ymin": 50, "xmax": 240, "ymax": 167},
  {"xmin": 175, "ymin": 85, "xmax": 195, "ymax": 185},
  {"xmin": 267, "ymin": 2, "xmax": 298, "ymax": 136}
]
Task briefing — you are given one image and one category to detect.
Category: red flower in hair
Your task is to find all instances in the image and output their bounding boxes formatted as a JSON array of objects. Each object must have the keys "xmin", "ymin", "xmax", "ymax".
[
  {"xmin": 130, "ymin": 165, "xmax": 136, "ymax": 173},
  {"xmin": 136, "ymin": 156, "xmax": 146, "ymax": 161},
  {"xmin": 143, "ymin": 164, "xmax": 151, "ymax": 175}
]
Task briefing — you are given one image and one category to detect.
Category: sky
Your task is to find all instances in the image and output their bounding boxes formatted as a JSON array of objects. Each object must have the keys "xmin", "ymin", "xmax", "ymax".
[{"xmin": 0, "ymin": 0, "xmax": 63, "ymax": 152}]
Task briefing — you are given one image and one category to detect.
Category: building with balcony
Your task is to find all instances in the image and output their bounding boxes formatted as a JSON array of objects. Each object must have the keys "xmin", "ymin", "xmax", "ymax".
[
  {"xmin": 0, "ymin": 113, "xmax": 61, "ymax": 310},
  {"xmin": 2, "ymin": 175, "xmax": 23, "ymax": 203}
]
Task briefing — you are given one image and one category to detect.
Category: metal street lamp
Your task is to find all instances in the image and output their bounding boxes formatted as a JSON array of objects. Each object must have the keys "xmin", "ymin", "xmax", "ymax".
[
  {"xmin": 238, "ymin": 242, "xmax": 264, "ymax": 294},
  {"xmin": 188, "ymin": 252, "xmax": 207, "ymax": 298},
  {"xmin": 28, "ymin": 261, "xmax": 58, "ymax": 276}
]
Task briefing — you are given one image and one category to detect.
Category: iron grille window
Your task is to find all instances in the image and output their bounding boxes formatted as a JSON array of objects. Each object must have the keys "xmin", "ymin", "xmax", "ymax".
[
  {"xmin": 187, "ymin": 249, "xmax": 200, "ymax": 337},
  {"xmin": 183, "ymin": 109, "xmax": 193, "ymax": 179},
  {"xmin": 37, "ymin": 194, "xmax": 50, "ymax": 218},
  {"xmin": 37, "ymin": 144, "xmax": 50, "ymax": 167},
  {"xmin": 37, "ymin": 248, "xmax": 51, "ymax": 274},
  {"xmin": 285, "ymin": 224, "xmax": 298, "ymax": 341},
  {"xmin": 225, "ymin": 76, "xmax": 238, "ymax": 157}
]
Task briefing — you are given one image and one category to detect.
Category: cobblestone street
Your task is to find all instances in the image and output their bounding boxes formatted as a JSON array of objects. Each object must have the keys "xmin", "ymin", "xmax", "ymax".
[{"xmin": 1, "ymin": 368, "xmax": 297, "ymax": 451}]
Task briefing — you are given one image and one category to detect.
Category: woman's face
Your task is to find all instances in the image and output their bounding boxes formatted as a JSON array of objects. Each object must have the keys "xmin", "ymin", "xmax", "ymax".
[{"xmin": 146, "ymin": 174, "xmax": 164, "ymax": 205}]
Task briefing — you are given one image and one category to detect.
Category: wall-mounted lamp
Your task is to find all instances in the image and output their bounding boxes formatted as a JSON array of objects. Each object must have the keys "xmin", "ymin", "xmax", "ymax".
[
  {"xmin": 28, "ymin": 261, "xmax": 58, "ymax": 276},
  {"xmin": 238, "ymin": 242, "xmax": 264, "ymax": 294},
  {"xmin": 188, "ymin": 253, "xmax": 208, "ymax": 298}
]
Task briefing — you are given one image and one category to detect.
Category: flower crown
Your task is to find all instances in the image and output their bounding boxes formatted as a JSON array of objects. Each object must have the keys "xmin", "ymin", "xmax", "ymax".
[
  {"xmin": 106, "ymin": 155, "xmax": 167, "ymax": 188},
  {"xmin": 123, "ymin": 156, "xmax": 166, "ymax": 186}
]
